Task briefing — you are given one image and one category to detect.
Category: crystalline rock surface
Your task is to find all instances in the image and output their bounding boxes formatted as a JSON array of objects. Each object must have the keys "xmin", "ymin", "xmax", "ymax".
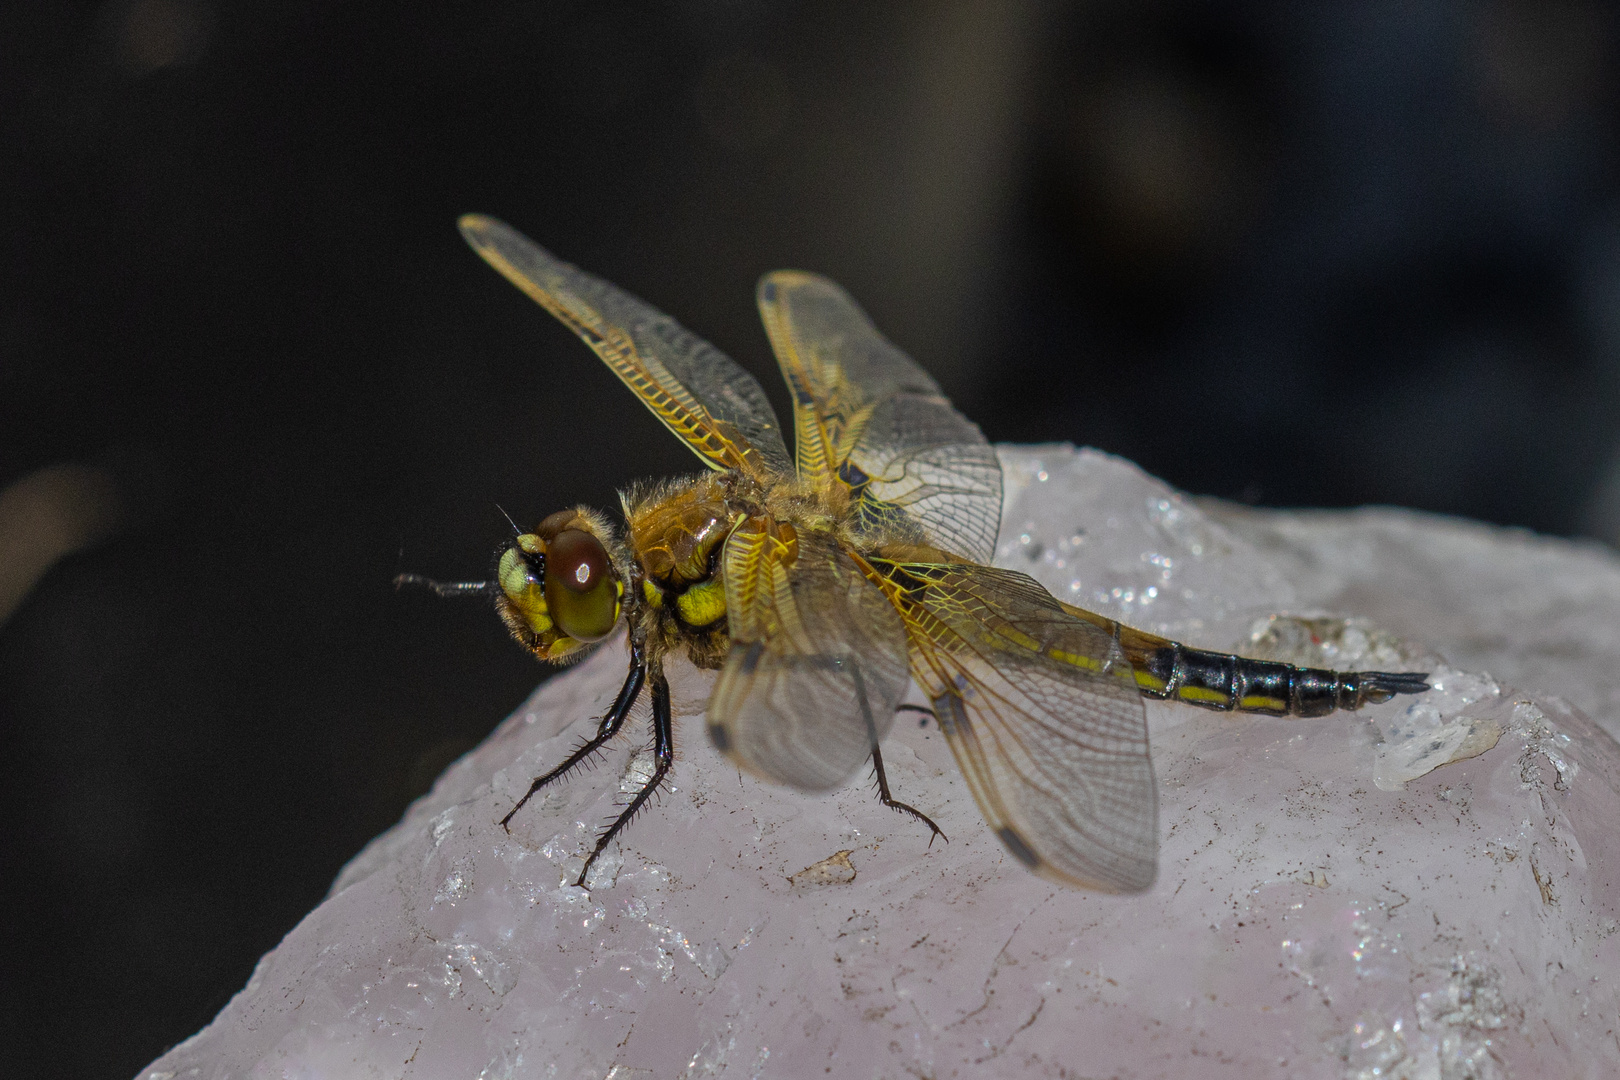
[{"xmin": 144, "ymin": 446, "xmax": 1620, "ymax": 1080}]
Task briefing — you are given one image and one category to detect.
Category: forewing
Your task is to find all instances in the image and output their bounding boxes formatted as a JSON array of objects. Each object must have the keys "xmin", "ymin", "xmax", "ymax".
[
  {"xmin": 757, "ymin": 272, "xmax": 1003, "ymax": 561},
  {"xmin": 462, "ymin": 214, "xmax": 793, "ymax": 478},
  {"xmin": 874, "ymin": 561, "xmax": 1157, "ymax": 892},
  {"xmin": 707, "ymin": 522, "xmax": 910, "ymax": 791}
]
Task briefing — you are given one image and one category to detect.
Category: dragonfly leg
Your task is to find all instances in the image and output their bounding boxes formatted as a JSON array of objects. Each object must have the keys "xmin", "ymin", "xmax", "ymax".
[
  {"xmin": 896, "ymin": 703, "xmax": 936, "ymax": 727},
  {"xmin": 499, "ymin": 644, "xmax": 647, "ymax": 831},
  {"xmin": 393, "ymin": 572, "xmax": 496, "ymax": 598},
  {"xmin": 870, "ymin": 740, "xmax": 946, "ymax": 847},
  {"xmin": 575, "ymin": 665, "xmax": 673, "ymax": 887}
]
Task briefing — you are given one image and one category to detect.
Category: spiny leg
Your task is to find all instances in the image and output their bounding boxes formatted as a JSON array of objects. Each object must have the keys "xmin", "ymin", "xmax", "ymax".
[
  {"xmin": 870, "ymin": 741, "xmax": 945, "ymax": 846},
  {"xmin": 849, "ymin": 668, "xmax": 945, "ymax": 845},
  {"xmin": 500, "ymin": 644, "xmax": 647, "ymax": 831},
  {"xmin": 393, "ymin": 572, "xmax": 496, "ymax": 598},
  {"xmin": 576, "ymin": 664, "xmax": 674, "ymax": 887}
]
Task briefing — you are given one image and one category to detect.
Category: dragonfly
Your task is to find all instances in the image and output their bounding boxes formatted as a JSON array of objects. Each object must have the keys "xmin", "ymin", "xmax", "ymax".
[{"xmin": 400, "ymin": 214, "xmax": 1430, "ymax": 893}]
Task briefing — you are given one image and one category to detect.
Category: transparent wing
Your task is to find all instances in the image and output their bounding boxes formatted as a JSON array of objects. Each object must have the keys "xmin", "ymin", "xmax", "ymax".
[
  {"xmin": 462, "ymin": 214, "xmax": 793, "ymax": 479},
  {"xmin": 870, "ymin": 559, "xmax": 1157, "ymax": 892},
  {"xmin": 757, "ymin": 271, "xmax": 1003, "ymax": 562},
  {"xmin": 706, "ymin": 521, "xmax": 910, "ymax": 791}
]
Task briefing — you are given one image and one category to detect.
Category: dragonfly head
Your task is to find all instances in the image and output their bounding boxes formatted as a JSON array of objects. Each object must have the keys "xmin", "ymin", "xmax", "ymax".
[{"xmin": 495, "ymin": 507, "xmax": 625, "ymax": 661}]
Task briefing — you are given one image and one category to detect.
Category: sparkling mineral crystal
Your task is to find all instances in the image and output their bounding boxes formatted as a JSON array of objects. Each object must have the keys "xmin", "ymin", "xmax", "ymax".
[{"xmin": 143, "ymin": 446, "xmax": 1620, "ymax": 1080}]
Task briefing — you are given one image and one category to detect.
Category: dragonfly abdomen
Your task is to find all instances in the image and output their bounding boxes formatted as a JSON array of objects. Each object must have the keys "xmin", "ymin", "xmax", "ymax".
[
  {"xmin": 1057, "ymin": 601, "xmax": 1429, "ymax": 718},
  {"xmin": 1133, "ymin": 642, "xmax": 1428, "ymax": 717}
]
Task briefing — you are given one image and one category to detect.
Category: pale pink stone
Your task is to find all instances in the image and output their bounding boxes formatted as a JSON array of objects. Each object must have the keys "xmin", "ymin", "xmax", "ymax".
[{"xmin": 142, "ymin": 446, "xmax": 1620, "ymax": 1080}]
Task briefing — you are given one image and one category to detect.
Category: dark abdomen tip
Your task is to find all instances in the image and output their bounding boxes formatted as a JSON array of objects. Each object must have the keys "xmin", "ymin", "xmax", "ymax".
[{"xmin": 1359, "ymin": 671, "xmax": 1432, "ymax": 704}]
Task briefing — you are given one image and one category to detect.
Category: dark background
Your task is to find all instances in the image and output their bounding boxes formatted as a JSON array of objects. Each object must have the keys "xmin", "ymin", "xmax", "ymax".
[{"xmin": 2, "ymin": 1, "xmax": 1617, "ymax": 1075}]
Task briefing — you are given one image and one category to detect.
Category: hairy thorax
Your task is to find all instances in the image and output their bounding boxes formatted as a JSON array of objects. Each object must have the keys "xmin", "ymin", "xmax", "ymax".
[
  {"xmin": 622, "ymin": 470, "xmax": 850, "ymax": 670},
  {"xmin": 621, "ymin": 473, "xmax": 736, "ymax": 669}
]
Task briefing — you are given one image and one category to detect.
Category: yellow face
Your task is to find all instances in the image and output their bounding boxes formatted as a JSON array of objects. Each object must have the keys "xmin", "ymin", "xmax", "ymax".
[{"xmin": 496, "ymin": 510, "xmax": 624, "ymax": 661}]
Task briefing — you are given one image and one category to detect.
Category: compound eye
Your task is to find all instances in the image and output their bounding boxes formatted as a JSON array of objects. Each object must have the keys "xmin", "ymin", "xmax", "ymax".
[{"xmin": 543, "ymin": 528, "xmax": 619, "ymax": 642}]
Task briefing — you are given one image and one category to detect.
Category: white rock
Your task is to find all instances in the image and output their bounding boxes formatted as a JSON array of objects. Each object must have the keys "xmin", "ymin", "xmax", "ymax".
[{"xmin": 143, "ymin": 445, "xmax": 1620, "ymax": 1080}]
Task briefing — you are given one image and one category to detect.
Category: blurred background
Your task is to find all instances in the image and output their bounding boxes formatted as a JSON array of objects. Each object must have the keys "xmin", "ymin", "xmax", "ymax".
[{"xmin": 2, "ymin": 1, "xmax": 1617, "ymax": 1074}]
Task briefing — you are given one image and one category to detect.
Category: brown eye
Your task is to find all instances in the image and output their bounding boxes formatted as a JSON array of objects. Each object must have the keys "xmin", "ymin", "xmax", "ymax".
[
  {"xmin": 535, "ymin": 509, "xmax": 579, "ymax": 541},
  {"xmin": 543, "ymin": 528, "xmax": 619, "ymax": 642}
]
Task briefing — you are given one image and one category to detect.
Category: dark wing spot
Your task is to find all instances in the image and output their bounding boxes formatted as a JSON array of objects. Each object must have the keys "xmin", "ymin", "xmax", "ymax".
[
  {"xmin": 836, "ymin": 460, "xmax": 871, "ymax": 487},
  {"xmin": 707, "ymin": 724, "xmax": 733, "ymax": 753},
  {"xmin": 997, "ymin": 827, "xmax": 1041, "ymax": 868},
  {"xmin": 739, "ymin": 640, "xmax": 765, "ymax": 674},
  {"xmin": 931, "ymin": 692, "xmax": 970, "ymax": 737}
]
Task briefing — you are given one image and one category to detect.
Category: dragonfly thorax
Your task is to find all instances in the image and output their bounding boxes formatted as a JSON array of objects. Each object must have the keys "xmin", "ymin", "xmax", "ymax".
[
  {"xmin": 622, "ymin": 475, "xmax": 739, "ymax": 666},
  {"xmin": 626, "ymin": 476, "xmax": 733, "ymax": 588}
]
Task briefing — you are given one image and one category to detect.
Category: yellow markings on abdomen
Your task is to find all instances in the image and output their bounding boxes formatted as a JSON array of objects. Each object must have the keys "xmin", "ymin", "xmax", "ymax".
[
  {"xmin": 1133, "ymin": 670, "xmax": 1166, "ymax": 691},
  {"xmin": 675, "ymin": 578, "xmax": 727, "ymax": 627},
  {"xmin": 997, "ymin": 626, "xmax": 1042, "ymax": 653},
  {"xmin": 1177, "ymin": 686, "xmax": 1229, "ymax": 705},
  {"xmin": 1239, "ymin": 695, "xmax": 1287, "ymax": 712},
  {"xmin": 1049, "ymin": 648, "xmax": 1105, "ymax": 673}
]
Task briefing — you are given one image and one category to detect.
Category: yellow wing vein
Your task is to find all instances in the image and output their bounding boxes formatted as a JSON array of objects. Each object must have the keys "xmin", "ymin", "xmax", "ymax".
[
  {"xmin": 855, "ymin": 556, "xmax": 1157, "ymax": 892},
  {"xmin": 461, "ymin": 215, "xmax": 790, "ymax": 479}
]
